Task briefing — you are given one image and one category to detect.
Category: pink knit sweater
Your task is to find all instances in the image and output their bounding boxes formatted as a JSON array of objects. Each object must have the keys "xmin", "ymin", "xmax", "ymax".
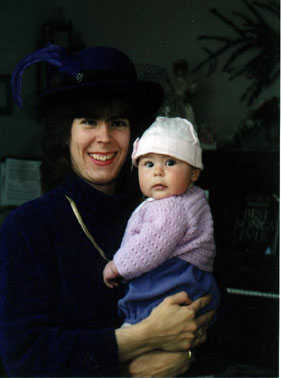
[{"xmin": 114, "ymin": 185, "xmax": 216, "ymax": 281}]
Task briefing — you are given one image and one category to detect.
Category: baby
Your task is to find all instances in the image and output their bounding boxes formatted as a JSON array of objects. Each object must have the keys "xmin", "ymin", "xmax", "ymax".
[{"xmin": 103, "ymin": 116, "xmax": 220, "ymax": 325}]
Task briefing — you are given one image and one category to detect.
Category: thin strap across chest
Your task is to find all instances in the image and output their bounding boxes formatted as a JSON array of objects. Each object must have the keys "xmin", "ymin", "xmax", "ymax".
[{"xmin": 65, "ymin": 195, "xmax": 109, "ymax": 261}]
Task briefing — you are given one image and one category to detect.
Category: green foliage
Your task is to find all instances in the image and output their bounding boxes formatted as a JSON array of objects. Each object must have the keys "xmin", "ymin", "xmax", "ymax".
[{"xmin": 194, "ymin": 0, "xmax": 280, "ymax": 106}]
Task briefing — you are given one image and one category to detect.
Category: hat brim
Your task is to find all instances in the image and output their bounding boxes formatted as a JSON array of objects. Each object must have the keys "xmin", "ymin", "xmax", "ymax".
[{"xmin": 38, "ymin": 79, "xmax": 164, "ymax": 115}]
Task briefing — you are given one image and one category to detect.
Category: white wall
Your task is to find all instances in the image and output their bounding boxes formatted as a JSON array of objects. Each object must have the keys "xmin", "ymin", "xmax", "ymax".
[{"xmin": 0, "ymin": 0, "xmax": 279, "ymax": 159}]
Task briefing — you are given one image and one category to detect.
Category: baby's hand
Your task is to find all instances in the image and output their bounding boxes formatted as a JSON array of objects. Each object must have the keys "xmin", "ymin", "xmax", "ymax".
[{"xmin": 103, "ymin": 260, "xmax": 121, "ymax": 288}]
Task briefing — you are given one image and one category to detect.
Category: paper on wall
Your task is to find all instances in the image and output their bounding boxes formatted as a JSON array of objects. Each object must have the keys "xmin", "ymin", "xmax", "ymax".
[{"xmin": 0, "ymin": 158, "xmax": 41, "ymax": 206}]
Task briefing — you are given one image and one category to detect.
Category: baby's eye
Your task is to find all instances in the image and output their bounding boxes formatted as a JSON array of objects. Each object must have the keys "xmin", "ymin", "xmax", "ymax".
[
  {"xmin": 145, "ymin": 161, "xmax": 154, "ymax": 168},
  {"xmin": 166, "ymin": 159, "xmax": 176, "ymax": 166},
  {"xmin": 111, "ymin": 119, "xmax": 130, "ymax": 128}
]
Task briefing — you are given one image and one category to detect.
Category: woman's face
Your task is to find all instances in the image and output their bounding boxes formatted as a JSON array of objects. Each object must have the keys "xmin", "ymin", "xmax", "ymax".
[{"xmin": 69, "ymin": 117, "xmax": 130, "ymax": 194}]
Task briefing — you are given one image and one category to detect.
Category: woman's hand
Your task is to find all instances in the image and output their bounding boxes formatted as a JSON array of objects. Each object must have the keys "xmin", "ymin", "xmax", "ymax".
[
  {"xmin": 141, "ymin": 291, "xmax": 214, "ymax": 352},
  {"xmin": 127, "ymin": 350, "xmax": 190, "ymax": 377},
  {"xmin": 116, "ymin": 291, "xmax": 214, "ymax": 362}
]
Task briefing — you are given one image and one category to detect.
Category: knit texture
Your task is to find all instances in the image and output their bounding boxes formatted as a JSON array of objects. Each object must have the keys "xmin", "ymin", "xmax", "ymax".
[{"xmin": 114, "ymin": 185, "xmax": 215, "ymax": 281}]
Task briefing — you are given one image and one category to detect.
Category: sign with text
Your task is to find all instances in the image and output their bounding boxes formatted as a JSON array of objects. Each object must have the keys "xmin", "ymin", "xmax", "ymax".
[{"xmin": 234, "ymin": 194, "xmax": 278, "ymax": 256}]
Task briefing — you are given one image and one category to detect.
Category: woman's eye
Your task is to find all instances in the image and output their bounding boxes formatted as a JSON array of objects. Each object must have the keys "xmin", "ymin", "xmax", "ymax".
[
  {"xmin": 145, "ymin": 161, "xmax": 154, "ymax": 168},
  {"xmin": 166, "ymin": 160, "xmax": 176, "ymax": 166},
  {"xmin": 81, "ymin": 119, "xmax": 97, "ymax": 126},
  {"xmin": 111, "ymin": 119, "xmax": 129, "ymax": 127}
]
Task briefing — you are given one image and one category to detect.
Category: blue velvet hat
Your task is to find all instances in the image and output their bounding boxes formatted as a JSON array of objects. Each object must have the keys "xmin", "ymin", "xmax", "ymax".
[{"xmin": 11, "ymin": 44, "xmax": 164, "ymax": 112}]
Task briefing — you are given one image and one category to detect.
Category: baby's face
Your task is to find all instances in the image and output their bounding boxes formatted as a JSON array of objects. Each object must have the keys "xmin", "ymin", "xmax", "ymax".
[{"xmin": 138, "ymin": 153, "xmax": 200, "ymax": 200}]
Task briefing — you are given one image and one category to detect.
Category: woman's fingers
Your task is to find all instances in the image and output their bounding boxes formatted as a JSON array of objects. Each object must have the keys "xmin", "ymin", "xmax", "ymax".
[
  {"xmin": 188, "ymin": 293, "xmax": 212, "ymax": 313},
  {"xmin": 196, "ymin": 308, "xmax": 215, "ymax": 328},
  {"xmin": 165, "ymin": 291, "xmax": 193, "ymax": 306},
  {"xmin": 137, "ymin": 292, "xmax": 216, "ymax": 353},
  {"xmin": 192, "ymin": 328, "xmax": 207, "ymax": 348},
  {"xmin": 179, "ymin": 295, "xmax": 215, "ymax": 349},
  {"xmin": 189, "ymin": 306, "xmax": 215, "ymax": 348}
]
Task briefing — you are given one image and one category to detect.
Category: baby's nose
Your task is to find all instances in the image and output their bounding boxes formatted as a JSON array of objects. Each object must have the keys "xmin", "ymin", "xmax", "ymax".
[{"xmin": 153, "ymin": 165, "xmax": 164, "ymax": 176}]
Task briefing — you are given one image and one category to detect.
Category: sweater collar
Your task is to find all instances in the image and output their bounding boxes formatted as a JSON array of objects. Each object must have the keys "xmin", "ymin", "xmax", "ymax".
[{"xmin": 59, "ymin": 172, "xmax": 134, "ymax": 214}]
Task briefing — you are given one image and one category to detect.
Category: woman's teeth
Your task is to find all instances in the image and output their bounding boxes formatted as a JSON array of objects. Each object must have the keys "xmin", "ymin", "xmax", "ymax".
[{"xmin": 90, "ymin": 153, "xmax": 115, "ymax": 161}]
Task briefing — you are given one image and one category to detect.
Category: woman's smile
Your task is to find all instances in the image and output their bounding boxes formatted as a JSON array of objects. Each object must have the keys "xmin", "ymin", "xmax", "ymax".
[
  {"xmin": 89, "ymin": 152, "xmax": 117, "ymax": 165},
  {"xmin": 90, "ymin": 152, "xmax": 116, "ymax": 161}
]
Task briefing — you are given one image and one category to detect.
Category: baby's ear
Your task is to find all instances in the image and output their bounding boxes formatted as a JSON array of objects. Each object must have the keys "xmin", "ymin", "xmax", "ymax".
[{"xmin": 191, "ymin": 168, "xmax": 200, "ymax": 182}]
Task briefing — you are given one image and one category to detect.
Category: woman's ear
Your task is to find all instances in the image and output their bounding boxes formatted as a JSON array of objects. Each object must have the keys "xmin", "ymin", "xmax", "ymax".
[{"xmin": 191, "ymin": 168, "xmax": 200, "ymax": 183}]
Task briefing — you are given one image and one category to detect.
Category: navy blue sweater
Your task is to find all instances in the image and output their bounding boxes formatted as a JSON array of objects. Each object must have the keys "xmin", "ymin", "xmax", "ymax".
[
  {"xmin": 0, "ymin": 173, "xmax": 234, "ymax": 377},
  {"xmin": 0, "ymin": 173, "xmax": 136, "ymax": 377}
]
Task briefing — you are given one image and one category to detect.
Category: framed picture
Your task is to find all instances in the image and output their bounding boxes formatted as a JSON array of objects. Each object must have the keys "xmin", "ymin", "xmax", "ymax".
[{"xmin": 0, "ymin": 75, "xmax": 12, "ymax": 115}]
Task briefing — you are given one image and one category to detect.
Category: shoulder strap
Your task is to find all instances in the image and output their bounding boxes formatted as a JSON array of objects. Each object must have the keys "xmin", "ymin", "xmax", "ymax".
[{"xmin": 65, "ymin": 195, "xmax": 109, "ymax": 261}]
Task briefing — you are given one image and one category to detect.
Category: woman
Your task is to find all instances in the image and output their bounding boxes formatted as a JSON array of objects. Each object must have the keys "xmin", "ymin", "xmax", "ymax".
[{"xmin": 0, "ymin": 45, "xmax": 232, "ymax": 377}]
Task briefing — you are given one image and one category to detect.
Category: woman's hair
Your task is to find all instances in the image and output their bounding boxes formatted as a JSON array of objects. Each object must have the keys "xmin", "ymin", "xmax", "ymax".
[{"xmin": 38, "ymin": 88, "xmax": 155, "ymax": 192}]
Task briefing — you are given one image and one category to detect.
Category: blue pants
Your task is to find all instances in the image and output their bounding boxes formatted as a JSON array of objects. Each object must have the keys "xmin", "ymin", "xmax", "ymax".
[{"xmin": 118, "ymin": 257, "xmax": 220, "ymax": 325}]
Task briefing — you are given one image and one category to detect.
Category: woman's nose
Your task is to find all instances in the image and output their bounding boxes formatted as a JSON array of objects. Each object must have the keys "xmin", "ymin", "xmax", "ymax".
[{"xmin": 96, "ymin": 123, "xmax": 111, "ymax": 143}]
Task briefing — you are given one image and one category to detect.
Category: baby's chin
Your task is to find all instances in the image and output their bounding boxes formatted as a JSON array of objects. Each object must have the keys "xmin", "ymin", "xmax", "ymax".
[{"xmin": 150, "ymin": 190, "xmax": 187, "ymax": 200}]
